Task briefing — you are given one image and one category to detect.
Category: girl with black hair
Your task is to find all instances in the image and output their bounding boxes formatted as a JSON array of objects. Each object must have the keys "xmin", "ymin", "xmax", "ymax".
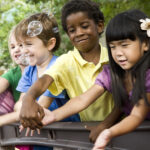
[{"xmin": 93, "ymin": 9, "xmax": 150, "ymax": 149}]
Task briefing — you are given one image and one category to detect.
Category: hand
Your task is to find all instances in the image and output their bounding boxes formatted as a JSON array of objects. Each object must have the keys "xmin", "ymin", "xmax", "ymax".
[
  {"xmin": 42, "ymin": 108, "xmax": 55, "ymax": 125},
  {"xmin": 92, "ymin": 129, "xmax": 112, "ymax": 150},
  {"xmin": 20, "ymin": 99, "xmax": 44, "ymax": 130},
  {"xmin": 85, "ymin": 123, "xmax": 110, "ymax": 143},
  {"xmin": 19, "ymin": 125, "xmax": 40, "ymax": 136}
]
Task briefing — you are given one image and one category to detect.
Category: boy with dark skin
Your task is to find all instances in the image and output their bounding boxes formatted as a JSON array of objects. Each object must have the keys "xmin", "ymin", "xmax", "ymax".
[{"xmin": 19, "ymin": 0, "xmax": 121, "ymax": 142}]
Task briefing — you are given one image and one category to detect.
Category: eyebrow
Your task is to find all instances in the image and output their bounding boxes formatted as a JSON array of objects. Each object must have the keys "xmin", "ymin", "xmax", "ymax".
[{"xmin": 109, "ymin": 39, "xmax": 129, "ymax": 44}]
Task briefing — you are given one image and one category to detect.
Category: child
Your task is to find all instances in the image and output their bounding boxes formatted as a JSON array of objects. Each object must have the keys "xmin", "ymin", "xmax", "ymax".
[
  {"xmin": 0, "ymin": 25, "xmax": 28, "ymax": 126},
  {"xmin": 91, "ymin": 9, "xmax": 150, "ymax": 149},
  {"xmin": 19, "ymin": 0, "xmax": 119, "ymax": 141},
  {"xmin": 0, "ymin": 26, "xmax": 31, "ymax": 150},
  {"xmin": 15, "ymin": 12, "xmax": 80, "ymax": 150}
]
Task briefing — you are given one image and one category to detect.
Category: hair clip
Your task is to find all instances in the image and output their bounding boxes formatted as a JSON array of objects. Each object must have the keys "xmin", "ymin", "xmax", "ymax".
[
  {"xmin": 52, "ymin": 27, "xmax": 59, "ymax": 33},
  {"xmin": 27, "ymin": 21, "xmax": 43, "ymax": 37},
  {"xmin": 139, "ymin": 18, "xmax": 150, "ymax": 37}
]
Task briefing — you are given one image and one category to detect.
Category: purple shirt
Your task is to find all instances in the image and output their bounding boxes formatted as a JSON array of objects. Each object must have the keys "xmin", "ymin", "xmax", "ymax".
[{"xmin": 95, "ymin": 64, "xmax": 150, "ymax": 119}]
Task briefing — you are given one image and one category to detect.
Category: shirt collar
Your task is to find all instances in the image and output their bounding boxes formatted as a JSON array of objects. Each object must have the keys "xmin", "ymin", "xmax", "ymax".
[{"xmin": 72, "ymin": 43, "xmax": 109, "ymax": 67}]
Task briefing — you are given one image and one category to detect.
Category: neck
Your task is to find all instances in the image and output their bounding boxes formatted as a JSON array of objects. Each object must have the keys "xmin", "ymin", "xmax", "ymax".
[
  {"xmin": 80, "ymin": 44, "xmax": 101, "ymax": 65},
  {"xmin": 36, "ymin": 54, "xmax": 53, "ymax": 77}
]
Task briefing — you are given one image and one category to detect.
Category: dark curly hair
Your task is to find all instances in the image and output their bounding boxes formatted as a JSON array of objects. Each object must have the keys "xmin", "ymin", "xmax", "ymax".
[{"xmin": 61, "ymin": 0, "xmax": 104, "ymax": 33}]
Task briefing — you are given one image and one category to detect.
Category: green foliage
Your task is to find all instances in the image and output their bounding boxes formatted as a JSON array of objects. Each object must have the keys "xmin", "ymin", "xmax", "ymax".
[{"xmin": 0, "ymin": 0, "xmax": 150, "ymax": 68}]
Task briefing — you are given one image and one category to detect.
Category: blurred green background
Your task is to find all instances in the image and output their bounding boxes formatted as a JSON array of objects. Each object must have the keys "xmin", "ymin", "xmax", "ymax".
[{"xmin": 0, "ymin": 0, "xmax": 150, "ymax": 69}]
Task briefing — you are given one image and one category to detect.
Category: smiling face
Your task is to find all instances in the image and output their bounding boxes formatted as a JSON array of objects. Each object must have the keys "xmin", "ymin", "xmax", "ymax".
[
  {"xmin": 109, "ymin": 38, "xmax": 148, "ymax": 70},
  {"xmin": 66, "ymin": 12, "xmax": 103, "ymax": 54},
  {"xmin": 9, "ymin": 33, "xmax": 24, "ymax": 65},
  {"xmin": 21, "ymin": 36, "xmax": 51, "ymax": 66}
]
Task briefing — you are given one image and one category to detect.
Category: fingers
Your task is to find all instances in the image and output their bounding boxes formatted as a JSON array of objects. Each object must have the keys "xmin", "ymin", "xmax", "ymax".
[
  {"xmin": 25, "ymin": 127, "xmax": 31, "ymax": 136},
  {"xmin": 38, "ymin": 106, "xmax": 45, "ymax": 121},
  {"xmin": 19, "ymin": 125, "xmax": 24, "ymax": 132}
]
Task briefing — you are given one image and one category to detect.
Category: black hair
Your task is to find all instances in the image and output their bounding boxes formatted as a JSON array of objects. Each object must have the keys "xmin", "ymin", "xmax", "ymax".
[
  {"xmin": 61, "ymin": 0, "xmax": 104, "ymax": 34},
  {"xmin": 106, "ymin": 9, "xmax": 150, "ymax": 107}
]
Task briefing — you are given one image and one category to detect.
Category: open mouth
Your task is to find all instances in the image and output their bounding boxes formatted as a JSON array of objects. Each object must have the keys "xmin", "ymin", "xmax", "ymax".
[
  {"xmin": 118, "ymin": 59, "xmax": 127, "ymax": 65},
  {"xmin": 15, "ymin": 54, "xmax": 21, "ymax": 59}
]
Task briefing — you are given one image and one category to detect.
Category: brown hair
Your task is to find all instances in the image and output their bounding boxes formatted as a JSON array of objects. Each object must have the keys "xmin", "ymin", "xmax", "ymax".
[{"xmin": 15, "ymin": 12, "xmax": 61, "ymax": 52}]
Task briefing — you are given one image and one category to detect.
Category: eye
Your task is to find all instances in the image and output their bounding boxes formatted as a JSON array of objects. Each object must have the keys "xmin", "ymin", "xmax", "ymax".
[
  {"xmin": 81, "ymin": 23, "xmax": 89, "ymax": 29},
  {"xmin": 19, "ymin": 43, "xmax": 23, "ymax": 48},
  {"xmin": 121, "ymin": 43, "xmax": 129, "ymax": 47},
  {"xmin": 25, "ymin": 42, "xmax": 32, "ymax": 46},
  {"xmin": 109, "ymin": 45, "xmax": 115, "ymax": 49},
  {"xmin": 68, "ymin": 27, "xmax": 75, "ymax": 33},
  {"xmin": 11, "ymin": 46, "xmax": 15, "ymax": 49}
]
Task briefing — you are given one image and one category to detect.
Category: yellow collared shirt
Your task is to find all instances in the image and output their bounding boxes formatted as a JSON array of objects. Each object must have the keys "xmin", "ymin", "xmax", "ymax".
[{"xmin": 45, "ymin": 44, "xmax": 114, "ymax": 121}]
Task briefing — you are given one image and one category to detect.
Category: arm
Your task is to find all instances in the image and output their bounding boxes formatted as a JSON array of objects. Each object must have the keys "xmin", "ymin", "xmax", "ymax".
[
  {"xmin": 38, "ymin": 96, "xmax": 54, "ymax": 109},
  {"xmin": 19, "ymin": 74, "xmax": 54, "ymax": 129},
  {"xmin": 86, "ymin": 106, "xmax": 121, "ymax": 142},
  {"xmin": 0, "ymin": 111, "xmax": 20, "ymax": 127},
  {"xmin": 93, "ymin": 94, "xmax": 150, "ymax": 150},
  {"xmin": 42, "ymin": 84, "xmax": 105, "ymax": 125},
  {"xmin": 0, "ymin": 77, "xmax": 9, "ymax": 94}
]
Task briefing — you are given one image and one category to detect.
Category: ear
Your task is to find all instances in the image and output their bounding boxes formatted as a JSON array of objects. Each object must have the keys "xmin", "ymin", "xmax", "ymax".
[
  {"xmin": 97, "ymin": 20, "xmax": 104, "ymax": 34},
  {"xmin": 142, "ymin": 41, "xmax": 149, "ymax": 52},
  {"xmin": 47, "ymin": 37, "xmax": 56, "ymax": 51}
]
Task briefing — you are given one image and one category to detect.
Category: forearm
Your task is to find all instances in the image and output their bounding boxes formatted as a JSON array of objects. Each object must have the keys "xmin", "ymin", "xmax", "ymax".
[
  {"xmin": 109, "ymin": 114, "xmax": 145, "ymax": 138},
  {"xmin": 0, "ymin": 77, "xmax": 9, "ymax": 94},
  {"xmin": 0, "ymin": 112, "xmax": 19, "ymax": 127},
  {"xmin": 52, "ymin": 85, "xmax": 105, "ymax": 121},
  {"xmin": 53, "ymin": 97, "xmax": 84, "ymax": 121},
  {"xmin": 101, "ymin": 106, "xmax": 121, "ymax": 127}
]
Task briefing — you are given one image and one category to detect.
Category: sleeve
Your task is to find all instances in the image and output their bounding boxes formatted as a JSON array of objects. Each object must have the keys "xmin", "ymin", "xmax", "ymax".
[
  {"xmin": 43, "ymin": 89, "xmax": 65, "ymax": 98},
  {"xmin": 145, "ymin": 69, "xmax": 150, "ymax": 93},
  {"xmin": 1, "ymin": 69, "xmax": 14, "ymax": 85},
  {"xmin": 44, "ymin": 55, "xmax": 68, "ymax": 96},
  {"xmin": 95, "ymin": 64, "xmax": 111, "ymax": 92},
  {"xmin": 16, "ymin": 66, "xmax": 32, "ymax": 93}
]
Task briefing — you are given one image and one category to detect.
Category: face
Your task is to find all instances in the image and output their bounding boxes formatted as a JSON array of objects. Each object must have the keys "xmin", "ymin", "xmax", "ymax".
[
  {"xmin": 21, "ymin": 36, "xmax": 51, "ymax": 66},
  {"xmin": 66, "ymin": 12, "xmax": 103, "ymax": 53},
  {"xmin": 109, "ymin": 39, "xmax": 148, "ymax": 70},
  {"xmin": 9, "ymin": 33, "xmax": 24, "ymax": 65}
]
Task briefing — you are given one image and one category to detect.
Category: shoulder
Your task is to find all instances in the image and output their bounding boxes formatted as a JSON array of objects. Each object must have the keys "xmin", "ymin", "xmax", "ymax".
[
  {"xmin": 1, "ymin": 66, "xmax": 20, "ymax": 78},
  {"xmin": 95, "ymin": 64, "xmax": 111, "ymax": 92},
  {"xmin": 52, "ymin": 51, "xmax": 74, "ymax": 66}
]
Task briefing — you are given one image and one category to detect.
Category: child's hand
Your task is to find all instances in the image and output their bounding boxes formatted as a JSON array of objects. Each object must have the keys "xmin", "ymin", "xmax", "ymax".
[
  {"xmin": 85, "ymin": 124, "xmax": 107, "ymax": 143},
  {"xmin": 42, "ymin": 108, "xmax": 55, "ymax": 125},
  {"xmin": 20, "ymin": 100, "xmax": 44, "ymax": 130},
  {"xmin": 19, "ymin": 125, "xmax": 40, "ymax": 136},
  {"xmin": 92, "ymin": 129, "xmax": 112, "ymax": 150}
]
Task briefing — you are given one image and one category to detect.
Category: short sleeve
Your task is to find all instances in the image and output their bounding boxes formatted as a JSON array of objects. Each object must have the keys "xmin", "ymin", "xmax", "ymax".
[
  {"xmin": 1, "ymin": 69, "xmax": 14, "ymax": 85},
  {"xmin": 43, "ymin": 89, "xmax": 65, "ymax": 98},
  {"xmin": 145, "ymin": 69, "xmax": 150, "ymax": 93},
  {"xmin": 44, "ymin": 55, "xmax": 68, "ymax": 96},
  {"xmin": 95, "ymin": 64, "xmax": 111, "ymax": 92},
  {"xmin": 16, "ymin": 66, "xmax": 32, "ymax": 93}
]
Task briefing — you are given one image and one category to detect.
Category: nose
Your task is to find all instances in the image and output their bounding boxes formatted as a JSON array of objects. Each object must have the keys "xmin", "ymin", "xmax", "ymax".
[
  {"xmin": 76, "ymin": 27, "xmax": 83, "ymax": 36},
  {"xmin": 115, "ymin": 48, "xmax": 123, "ymax": 58}
]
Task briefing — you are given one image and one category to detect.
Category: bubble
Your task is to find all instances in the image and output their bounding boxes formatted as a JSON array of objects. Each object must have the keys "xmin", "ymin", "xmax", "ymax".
[{"xmin": 27, "ymin": 21, "xmax": 43, "ymax": 37}]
